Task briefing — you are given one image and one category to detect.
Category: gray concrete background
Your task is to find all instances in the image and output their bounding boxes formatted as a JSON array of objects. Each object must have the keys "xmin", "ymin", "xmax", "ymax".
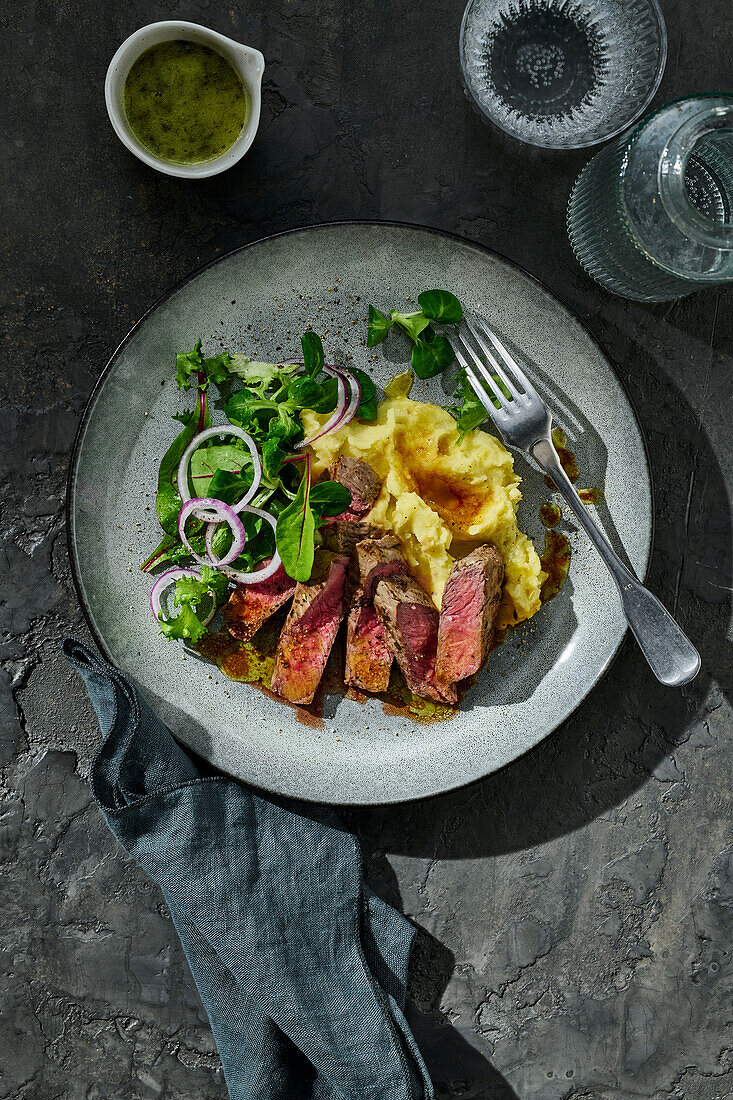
[{"xmin": 1, "ymin": 1, "xmax": 731, "ymax": 1097}]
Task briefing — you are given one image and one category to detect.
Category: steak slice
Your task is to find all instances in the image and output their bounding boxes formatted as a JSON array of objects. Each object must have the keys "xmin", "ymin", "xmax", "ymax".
[
  {"xmin": 321, "ymin": 519, "xmax": 382, "ymax": 555},
  {"xmin": 344, "ymin": 599, "xmax": 393, "ymax": 693},
  {"xmin": 222, "ymin": 560, "xmax": 297, "ymax": 641},
  {"xmin": 353, "ymin": 535, "xmax": 408, "ymax": 599},
  {"xmin": 271, "ymin": 551, "xmax": 349, "ymax": 705},
  {"xmin": 374, "ymin": 574, "xmax": 457, "ymax": 704},
  {"xmin": 436, "ymin": 544, "xmax": 504, "ymax": 683},
  {"xmin": 329, "ymin": 456, "xmax": 382, "ymax": 519}
]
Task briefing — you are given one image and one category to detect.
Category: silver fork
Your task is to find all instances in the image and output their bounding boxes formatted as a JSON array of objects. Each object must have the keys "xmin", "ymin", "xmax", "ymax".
[{"xmin": 449, "ymin": 316, "xmax": 700, "ymax": 687}]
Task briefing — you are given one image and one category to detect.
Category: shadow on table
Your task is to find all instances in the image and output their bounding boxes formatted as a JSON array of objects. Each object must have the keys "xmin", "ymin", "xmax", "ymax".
[{"xmin": 407, "ymin": 929, "xmax": 520, "ymax": 1100}]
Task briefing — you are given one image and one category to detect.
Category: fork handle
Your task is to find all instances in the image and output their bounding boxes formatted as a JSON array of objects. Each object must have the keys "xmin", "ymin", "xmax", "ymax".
[{"xmin": 531, "ymin": 438, "xmax": 700, "ymax": 687}]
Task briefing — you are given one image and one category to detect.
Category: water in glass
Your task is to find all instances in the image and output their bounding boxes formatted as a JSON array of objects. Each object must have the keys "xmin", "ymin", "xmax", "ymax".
[{"xmin": 460, "ymin": 0, "xmax": 666, "ymax": 148}]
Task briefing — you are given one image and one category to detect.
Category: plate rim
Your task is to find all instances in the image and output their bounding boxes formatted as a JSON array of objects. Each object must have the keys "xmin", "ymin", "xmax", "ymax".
[{"xmin": 66, "ymin": 218, "xmax": 654, "ymax": 805}]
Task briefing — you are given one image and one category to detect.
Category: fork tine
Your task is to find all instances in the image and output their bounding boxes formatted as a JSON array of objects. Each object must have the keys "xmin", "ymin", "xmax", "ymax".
[
  {"xmin": 457, "ymin": 330, "xmax": 512, "ymax": 409},
  {"xmin": 452, "ymin": 331, "xmax": 510, "ymax": 410},
  {"xmin": 464, "ymin": 316, "xmax": 522, "ymax": 400},
  {"xmin": 447, "ymin": 334, "xmax": 507, "ymax": 423},
  {"xmin": 472, "ymin": 316, "xmax": 541, "ymax": 401},
  {"xmin": 465, "ymin": 365, "xmax": 506, "ymax": 426},
  {"xmin": 447, "ymin": 330, "xmax": 471, "ymax": 373}
]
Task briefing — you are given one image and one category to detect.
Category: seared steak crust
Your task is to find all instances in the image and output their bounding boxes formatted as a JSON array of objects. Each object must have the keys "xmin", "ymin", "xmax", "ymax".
[
  {"xmin": 271, "ymin": 551, "xmax": 349, "ymax": 705},
  {"xmin": 353, "ymin": 536, "xmax": 408, "ymax": 599},
  {"xmin": 344, "ymin": 599, "xmax": 393, "ymax": 693},
  {"xmin": 436, "ymin": 544, "xmax": 504, "ymax": 683},
  {"xmin": 329, "ymin": 456, "xmax": 382, "ymax": 518},
  {"xmin": 223, "ymin": 560, "xmax": 297, "ymax": 641},
  {"xmin": 321, "ymin": 519, "xmax": 382, "ymax": 555},
  {"xmin": 374, "ymin": 574, "xmax": 457, "ymax": 704}
]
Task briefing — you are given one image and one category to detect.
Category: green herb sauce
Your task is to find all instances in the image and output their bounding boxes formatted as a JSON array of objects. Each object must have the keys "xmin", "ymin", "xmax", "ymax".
[{"xmin": 123, "ymin": 40, "xmax": 247, "ymax": 165}]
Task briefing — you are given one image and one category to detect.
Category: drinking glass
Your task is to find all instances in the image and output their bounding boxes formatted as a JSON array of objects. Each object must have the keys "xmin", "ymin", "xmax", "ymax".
[
  {"xmin": 567, "ymin": 95, "xmax": 733, "ymax": 301},
  {"xmin": 459, "ymin": 0, "xmax": 667, "ymax": 149}
]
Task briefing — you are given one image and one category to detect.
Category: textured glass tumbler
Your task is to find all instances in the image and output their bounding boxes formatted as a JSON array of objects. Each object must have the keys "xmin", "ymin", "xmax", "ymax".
[
  {"xmin": 568, "ymin": 96, "xmax": 733, "ymax": 301},
  {"xmin": 459, "ymin": 0, "xmax": 667, "ymax": 148}
]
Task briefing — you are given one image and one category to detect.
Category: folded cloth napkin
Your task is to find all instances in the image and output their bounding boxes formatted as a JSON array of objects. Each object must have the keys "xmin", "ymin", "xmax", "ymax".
[{"xmin": 63, "ymin": 639, "xmax": 433, "ymax": 1100}]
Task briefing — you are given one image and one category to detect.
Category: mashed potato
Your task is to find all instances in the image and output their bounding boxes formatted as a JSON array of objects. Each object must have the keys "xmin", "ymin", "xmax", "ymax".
[{"xmin": 302, "ymin": 373, "xmax": 545, "ymax": 630}]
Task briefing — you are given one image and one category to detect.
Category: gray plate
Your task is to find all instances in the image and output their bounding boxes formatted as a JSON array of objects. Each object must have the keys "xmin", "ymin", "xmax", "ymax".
[{"xmin": 67, "ymin": 222, "xmax": 652, "ymax": 805}]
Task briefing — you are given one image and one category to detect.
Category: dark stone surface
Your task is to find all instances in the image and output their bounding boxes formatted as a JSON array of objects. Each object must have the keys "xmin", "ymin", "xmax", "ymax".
[{"xmin": 1, "ymin": 0, "xmax": 731, "ymax": 1096}]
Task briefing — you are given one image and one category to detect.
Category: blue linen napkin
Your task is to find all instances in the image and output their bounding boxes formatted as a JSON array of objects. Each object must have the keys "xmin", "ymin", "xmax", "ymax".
[{"xmin": 63, "ymin": 639, "xmax": 433, "ymax": 1100}]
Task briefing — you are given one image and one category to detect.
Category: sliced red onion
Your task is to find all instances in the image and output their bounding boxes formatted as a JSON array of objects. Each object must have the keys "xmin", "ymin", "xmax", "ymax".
[
  {"xmin": 340, "ymin": 365, "xmax": 361, "ymax": 425},
  {"xmin": 297, "ymin": 365, "xmax": 362, "ymax": 448},
  {"xmin": 203, "ymin": 517, "xmax": 246, "ymax": 568},
  {"xmin": 215, "ymin": 505, "xmax": 282, "ymax": 585},
  {"xmin": 177, "ymin": 425, "xmax": 261, "ymax": 522},
  {"xmin": 297, "ymin": 366, "xmax": 346, "ymax": 448},
  {"xmin": 179, "ymin": 498, "xmax": 246, "ymax": 569},
  {"xmin": 204, "ymin": 521, "xmax": 218, "ymax": 564},
  {"xmin": 149, "ymin": 567, "xmax": 217, "ymax": 628}
]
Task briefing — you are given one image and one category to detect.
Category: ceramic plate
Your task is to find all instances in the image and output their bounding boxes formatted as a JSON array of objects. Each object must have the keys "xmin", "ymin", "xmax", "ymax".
[{"xmin": 67, "ymin": 222, "xmax": 652, "ymax": 804}]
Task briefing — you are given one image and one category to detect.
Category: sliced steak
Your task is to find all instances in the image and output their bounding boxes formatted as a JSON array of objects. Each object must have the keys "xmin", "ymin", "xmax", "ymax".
[
  {"xmin": 374, "ymin": 574, "xmax": 457, "ymax": 705},
  {"xmin": 329, "ymin": 456, "xmax": 382, "ymax": 519},
  {"xmin": 271, "ymin": 551, "xmax": 349, "ymax": 705},
  {"xmin": 353, "ymin": 535, "xmax": 408, "ymax": 599},
  {"xmin": 222, "ymin": 560, "xmax": 297, "ymax": 641},
  {"xmin": 321, "ymin": 519, "xmax": 382, "ymax": 555},
  {"xmin": 344, "ymin": 599, "xmax": 393, "ymax": 693},
  {"xmin": 436, "ymin": 544, "xmax": 504, "ymax": 683}
]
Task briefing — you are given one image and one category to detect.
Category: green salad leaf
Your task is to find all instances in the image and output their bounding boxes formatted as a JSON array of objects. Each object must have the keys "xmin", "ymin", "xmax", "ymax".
[
  {"xmin": 155, "ymin": 403, "xmax": 212, "ymax": 536},
  {"xmin": 275, "ymin": 460, "xmax": 351, "ymax": 582},
  {"xmin": 225, "ymin": 355, "xmax": 297, "ymax": 394},
  {"xmin": 351, "ymin": 367, "xmax": 378, "ymax": 420},
  {"xmin": 390, "ymin": 310, "xmax": 431, "ymax": 343},
  {"xmin": 189, "ymin": 443, "xmax": 253, "ymax": 498},
  {"xmin": 175, "ymin": 341, "xmax": 204, "ymax": 389},
  {"xmin": 448, "ymin": 367, "xmax": 512, "ymax": 441},
  {"xmin": 308, "ymin": 481, "xmax": 351, "ymax": 521},
  {"xmin": 238, "ymin": 509, "xmax": 278, "ymax": 571},
  {"xmin": 175, "ymin": 340, "xmax": 232, "ymax": 391},
  {"xmin": 158, "ymin": 566, "xmax": 229, "ymax": 645},
  {"xmin": 367, "ymin": 305, "xmax": 394, "ymax": 347},
  {"xmin": 418, "ymin": 289, "xmax": 463, "ymax": 324},
  {"xmin": 288, "ymin": 375, "xmax": 328, "ymax": 409},
  {"xmin": 226, "ymin": 385, "xmax": 305, "ymax": 480},
  {"xmin": 159, "ymin": 602, "xmax": 209, "ymax": 645},
  {"xmin": 177, "ymin": 565, "xmax": 229, "ymax": 605},
  {"xmin": 206, "ymin": 467, "xmax": 252, "ymax": 506},
  {"xmin": 411, "ymin": 328, "xmax": 454, "ymax": 379},
  {"xmin": 261, "ymin": 421, "xmax": 304, "ymax": 480},
  {"xmin": 448, "ymin": 369, "xmax": 488, "ymax": 442},
  {"xmin": 275, "ymin": 459, "xmax": 316, "ymax": 582},
  {"xmin": 301, "ymin": 330, "xmax": 325, "ymax": 378},
  {"xmin": 141, "ymin": 533, "xmax": 179, "ymax": 573}
]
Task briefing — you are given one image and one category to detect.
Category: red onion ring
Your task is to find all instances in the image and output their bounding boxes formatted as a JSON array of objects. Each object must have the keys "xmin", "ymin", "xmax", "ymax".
[
  {"xmin": 297, "ymin": 365, "xmax": 345, "ymax": 448},
  {"xmin": 214, "ymin": 505, "xmax": 282, "ymax": 584},
  {"xmin": 178, "ymin": 498, "xmax": 246, "ymax": 569},
  {"xmin": 149, "ymin": 567, "xmax": 217, "ymax": 627},
  {"xmin": 339, "ymin": 365, "xmax": 361, "ymax": 426},
  {"xmin": 203, "ymin": 515, "xmax": 245, "ymax": 568},
  {"xmin": 297, "ymin": 364, "xmax": 362, "ymax": 447},
  {"xmin": 178, "ymin": 425, "xmax": 261, "ymax": 522}
]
